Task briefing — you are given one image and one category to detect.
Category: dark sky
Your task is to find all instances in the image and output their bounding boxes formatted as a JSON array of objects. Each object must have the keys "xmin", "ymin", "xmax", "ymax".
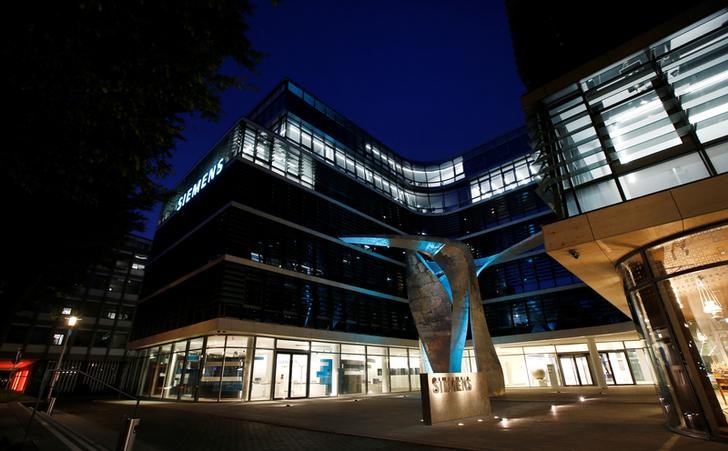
[{"xmin": 143, "ymin": 0, "xmax": 525, "ymax": 238}]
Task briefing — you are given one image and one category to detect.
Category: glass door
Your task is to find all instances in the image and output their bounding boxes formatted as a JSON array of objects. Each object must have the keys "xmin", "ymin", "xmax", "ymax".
[
  {"xmin": 274, "ymin": 352, "xmax": 309, "ymax": 399},
  {"xmin": 559, "ymin": 354, "xmax": 594, "ymax": 386},
  {"xmin": 274, "ymin": 353, "xmax": 291, "ymax": 399},
  {"xmin": 600, "ymin": 351, "xmax": 635, "ymax": 385},
  {"xmin": 574, "ymin": 355, "xmax": 593, "ymax": 385},
  {"xmin": 291, "ymin": 354, "xmax": 308, "ymax": 398}
]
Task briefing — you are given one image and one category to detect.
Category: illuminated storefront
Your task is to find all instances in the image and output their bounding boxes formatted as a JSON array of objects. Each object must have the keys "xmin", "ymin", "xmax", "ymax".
[
  {"xmin": 135, "ymin": 334, "xmax": 422, "ymax": 401},
  {"xmin": 131, "ymin": 320, "xmax": 652, "ymax": 402}
]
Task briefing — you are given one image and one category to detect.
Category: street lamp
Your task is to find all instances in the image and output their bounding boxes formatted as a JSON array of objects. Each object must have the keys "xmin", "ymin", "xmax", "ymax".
[{"xmin": 46, "ymin": 314, "xmax": 78, "ymax": 414}]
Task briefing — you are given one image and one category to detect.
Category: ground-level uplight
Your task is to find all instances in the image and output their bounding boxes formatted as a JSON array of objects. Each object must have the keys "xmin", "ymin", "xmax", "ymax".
[{"xmin": 579, "ymin": 396, "xmax": 586, "ymax": 402}]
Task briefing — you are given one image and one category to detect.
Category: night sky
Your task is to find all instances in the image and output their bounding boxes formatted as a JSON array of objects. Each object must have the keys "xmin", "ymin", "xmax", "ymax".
[{"xmin": 143, "ymin": 0, "xmax": 526, "ymax": 238}]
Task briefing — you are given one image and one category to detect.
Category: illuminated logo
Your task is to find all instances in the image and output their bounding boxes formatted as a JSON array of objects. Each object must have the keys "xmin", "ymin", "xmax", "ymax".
[
  {"xmin": 431, "ymin": 376, "xmax": 472, "ymax": 394},
  {"xmin": 176, "ymin": 158, "xmax": 225, "ymax": 211}
]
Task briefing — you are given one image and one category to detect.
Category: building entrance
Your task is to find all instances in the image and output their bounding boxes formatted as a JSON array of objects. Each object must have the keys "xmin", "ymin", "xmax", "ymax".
[
  {"xmin": 274, "ymin": 352, "xmax": 308, "ymax": 399},
  {"xmin": 599, "ymin": 351, "xmax": 635, "ymax": 385},
  {"xmin": 558, "ymin": 353, "xmax": 594, "ymax": 386}
]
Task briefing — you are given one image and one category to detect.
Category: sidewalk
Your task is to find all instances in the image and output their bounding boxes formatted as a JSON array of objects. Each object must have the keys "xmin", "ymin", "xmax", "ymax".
[
  {"xmin": 46, "ymin": 386, "xmax": 728, "ymax": 451},
  {"xmin": 0, "ymin": 402, "xmax": 69, "ymax": 450}
]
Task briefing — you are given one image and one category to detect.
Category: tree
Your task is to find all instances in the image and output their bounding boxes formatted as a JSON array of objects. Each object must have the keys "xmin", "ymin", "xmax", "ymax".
[{"xmin": 0, "ymin": 1, "xmax": 260, "ymax": 318}]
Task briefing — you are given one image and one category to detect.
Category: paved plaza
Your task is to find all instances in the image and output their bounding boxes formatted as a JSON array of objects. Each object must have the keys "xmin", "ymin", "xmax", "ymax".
[{"xmin": 3, "ymin": 387, "xmax": 728, "ymax": 450}]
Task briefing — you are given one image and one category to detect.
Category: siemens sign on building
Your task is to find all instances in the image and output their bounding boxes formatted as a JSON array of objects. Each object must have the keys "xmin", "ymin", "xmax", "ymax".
[{"xmin": 175, "ymin": 158, "xmax": 225, "ymax": 211}]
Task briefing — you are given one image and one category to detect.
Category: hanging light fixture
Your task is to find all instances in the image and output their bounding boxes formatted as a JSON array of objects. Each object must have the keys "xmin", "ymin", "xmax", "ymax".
[{"xmin": 697, "ymin": 276, "xmax": 722, "ymax": 317}]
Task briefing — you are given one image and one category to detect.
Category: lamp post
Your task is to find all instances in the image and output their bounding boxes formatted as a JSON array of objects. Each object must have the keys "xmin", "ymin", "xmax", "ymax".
[{"xmin": 46, "ymin": 315, "xmax": 78, "ymax": 414}]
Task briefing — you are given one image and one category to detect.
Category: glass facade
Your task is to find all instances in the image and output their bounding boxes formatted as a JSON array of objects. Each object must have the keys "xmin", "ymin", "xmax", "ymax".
[
  {"xmin": 135, "ymin": 333, "xmax": 652, "ymax": 401},
  {"xmin": 135, "ymin": 50, "xmax": 634, "ymax": 410},
  {"xmin": 136, "ymin": 335, "xmax": 427, "ymax": 401},
  {"xmin": 161, "ymin": 79, "xmax": 538, "ymax": 223},
  {"xmin": 530, "ymin": 10, "xmax": 728, "ymax": 218},
  {"xmin": 619, "ymin": 223, "xmax": 728, "ymax": 438}
]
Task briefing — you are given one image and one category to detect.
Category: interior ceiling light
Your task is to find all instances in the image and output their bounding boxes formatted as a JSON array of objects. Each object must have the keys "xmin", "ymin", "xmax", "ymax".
[{"xmin": 697, "ymin": 276, "xmax": 722, "ymax": 317}]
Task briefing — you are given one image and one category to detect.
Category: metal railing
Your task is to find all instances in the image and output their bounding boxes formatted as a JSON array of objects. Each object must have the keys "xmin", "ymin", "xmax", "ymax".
[{"xmin": 25, "ymin": 367, "xmax": 141, "ymax": 451}]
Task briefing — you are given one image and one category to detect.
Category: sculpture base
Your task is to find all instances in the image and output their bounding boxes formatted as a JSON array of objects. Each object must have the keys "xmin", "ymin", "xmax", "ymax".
[{"xmin": 419, "ymin": 372, "xmax": 491, "ymax": 425}]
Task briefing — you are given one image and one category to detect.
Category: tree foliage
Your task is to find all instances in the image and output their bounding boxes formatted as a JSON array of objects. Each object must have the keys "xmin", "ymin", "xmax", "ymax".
[{"xmin": 1, "ymin": 1, "xmax": 260, "ymax": 310}]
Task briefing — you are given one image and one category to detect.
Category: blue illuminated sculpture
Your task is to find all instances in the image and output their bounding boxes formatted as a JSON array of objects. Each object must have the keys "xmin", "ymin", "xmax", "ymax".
[{"xmin": 341, "ymin": 233, "xmax": 542, "ymax": 396}]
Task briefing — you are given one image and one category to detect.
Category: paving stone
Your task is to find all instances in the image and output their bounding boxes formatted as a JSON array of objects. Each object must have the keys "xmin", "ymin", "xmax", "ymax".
[{"xmin": 44, "ymin": 387, "xmax": 728, "ymax": 451}]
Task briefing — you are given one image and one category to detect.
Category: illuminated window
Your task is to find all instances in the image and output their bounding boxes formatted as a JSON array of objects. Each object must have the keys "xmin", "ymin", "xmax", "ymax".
[
  {"xmin": 469, "ymin": 155, "xmax": 537, "ymax": 204},
  {"xmin": 535, "ymin": 11, "xmax": 728, "ymax": 218},
  {"xmin": 619, "ymin": 153, "xmax": 709, "ymax": 200},
  {"xmin": 9, "ymin": 369, "xmax": 30, "ymax": 392},
  {"xmin": 602, "ymin": 91, "xmax": 681, "ymax": 164}
]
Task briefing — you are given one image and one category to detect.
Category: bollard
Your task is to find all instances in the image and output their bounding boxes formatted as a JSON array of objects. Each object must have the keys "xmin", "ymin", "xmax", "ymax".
[{"xmin": 116, "ymin": 417, "xmax": 141, "ymax": 451}]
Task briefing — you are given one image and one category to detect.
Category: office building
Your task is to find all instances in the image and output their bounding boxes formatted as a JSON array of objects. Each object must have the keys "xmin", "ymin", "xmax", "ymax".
[
  {"xmin": 0, "ymin": 235, "xmax": 150, "ymax": 395},
  {"xmin": 129, "ymin": 79, "xmax": 649, "ymax": 403},
  {"xmin": 518, "ymin": 2, "xmax": 728, "ymax": 440}
]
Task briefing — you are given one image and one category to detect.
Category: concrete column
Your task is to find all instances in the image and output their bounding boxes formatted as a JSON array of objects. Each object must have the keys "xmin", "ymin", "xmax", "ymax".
[
  {"xmin": 382, "ymin": 349, "xmax": 391, "ymax": 393},
  {"xmin": 587, "ymin": 338, "xmax": 607, "ymax": 390},
  {"xmin": 241, "ymin": 337, "xmax": 256, "ymax": 401}
]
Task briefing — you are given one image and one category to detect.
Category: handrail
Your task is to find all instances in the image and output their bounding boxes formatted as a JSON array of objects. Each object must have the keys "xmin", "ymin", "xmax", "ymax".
[
  {"xmin": 25, "ymin": 366, "xmax": 142, "ymax": 441},
  {"xmin": 62, "ymin": 368, "xmax": 141, "ymax": 417}
]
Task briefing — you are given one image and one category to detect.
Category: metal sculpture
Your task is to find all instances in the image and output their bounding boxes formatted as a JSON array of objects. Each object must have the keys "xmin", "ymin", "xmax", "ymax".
[{"xmin": 341, "ymin": 233, "xmax": 543, "ymax": 397}]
